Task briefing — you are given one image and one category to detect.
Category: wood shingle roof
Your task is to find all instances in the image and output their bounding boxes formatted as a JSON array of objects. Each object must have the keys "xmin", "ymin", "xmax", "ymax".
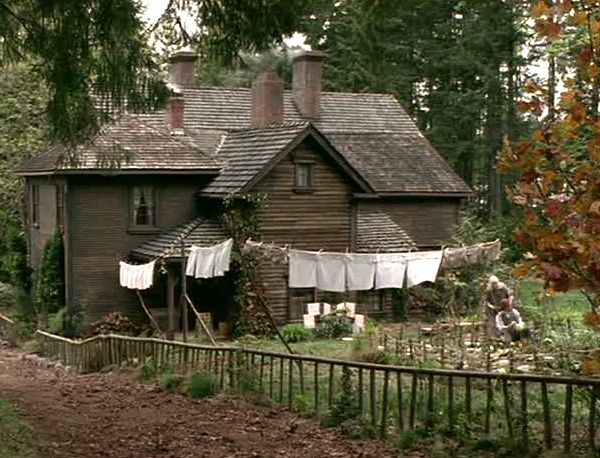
[{"xmin": 356, "ymin": 209, "xmax": 416, "ymax": 253}]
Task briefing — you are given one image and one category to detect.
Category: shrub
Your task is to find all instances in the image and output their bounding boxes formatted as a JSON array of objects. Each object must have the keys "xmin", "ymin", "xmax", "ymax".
[
  {"xmin": 0, "ymin": 282, "xmax": 14, "ymax": 309},
  {"xmin": 323, "ymin": 367, "xmax": 359, "ymax": 427},
  {"xmin": 282, "ymin": 323, "xmax": 312, "ymax": 343},
  {"xmin": 35, "ymin": 231, "xmax": 65, "ymax": 315},
  {"xmin": 138, "ymin": 357, "xmax": 157, "ymax": 380},
  {"xmin": 188, "ymin": 371, "xmax": 219, "ymax": 399},
  {"xmin": 315, "ymin": 314, "xmax": 352, "ymax": 339},
  {"xmin": 161, "ymin": 373, "xmax": 183, "ymax": 392},
  {"xmin": 48, "ymin": 306, "xmax": 85, "ymax": 338},
  {"xmin": 291, "ymin": 394, "xmax": 311, "ymax": 413}
]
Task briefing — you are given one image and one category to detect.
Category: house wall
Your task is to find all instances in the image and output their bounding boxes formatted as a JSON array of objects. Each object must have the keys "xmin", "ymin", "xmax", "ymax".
[
  {"xmin": 66, "ymin": 175, "xmax": 207, "ymax": 322},
  {"xmin": 357, "ymin": 197, "xmax": 461, "ymax": 248},
  {"xmin": 27, "ymin": 177, "xmax": 58, "ymax": 274},
  {"xmin": 253, "ymin": 139, "xmax": 356, "ymax": 323}
]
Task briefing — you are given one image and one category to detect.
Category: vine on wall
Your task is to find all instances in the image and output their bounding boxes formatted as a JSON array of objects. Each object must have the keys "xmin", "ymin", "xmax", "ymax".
[{"xmin": 221, "ymin": 193, "xmax": 273, "ymax": 337}]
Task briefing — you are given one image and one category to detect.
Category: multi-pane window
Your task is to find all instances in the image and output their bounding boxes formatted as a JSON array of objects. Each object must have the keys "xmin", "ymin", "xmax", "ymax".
[
  {"xmin": 31, "ymin": 185, "xmax": 40, "ymax": 227},
  {"xmin": 56, "ymin": 185, "xmax": 64, "ymax": 229},
  {"xmin": 131, "ymin": 186, "xmax": 156, "ymax": 226},
  {"xmin": 294, "ymin": 162, "xmax": 314, "ymax": 188},
  {"xmin": 289, "ymin": 288, "xmax": 316, "ymax": 321}
]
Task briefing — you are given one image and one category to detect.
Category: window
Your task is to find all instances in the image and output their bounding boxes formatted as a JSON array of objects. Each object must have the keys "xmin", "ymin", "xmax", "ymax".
[
  {"xmin": 289, "ymin": 288, "xmax": 316, "ymax": 321},
  {"xmin": 131, "ymin": 185, "xmax": 156, "ymax": 227},
  {"xmin": 31, "ymin": 185, "xmax": 40, "ymax": 227},
  {"xmin": 294, "ymin": 162, "xmax": 314, "ymax": 189},
  {"xmin": 56, "ymin": 185, "xmax": 64, "ymax": 230}
]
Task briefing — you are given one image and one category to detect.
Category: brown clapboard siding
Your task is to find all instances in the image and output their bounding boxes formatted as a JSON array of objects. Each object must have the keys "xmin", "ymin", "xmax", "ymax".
[
  {"xmin": 253, "ymin": 142, "xmax": 355, "ymax": 323},
  {"xmin": 358, "ymin": 198, "xmax": 461, "ymax": 248},
  {"xmin": 66, "ymin": 176, "xmax": 205, "ymax": 321}
]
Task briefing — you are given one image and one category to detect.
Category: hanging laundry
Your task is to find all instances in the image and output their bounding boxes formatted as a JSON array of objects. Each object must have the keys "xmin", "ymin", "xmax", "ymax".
[
  {"xmin": 213, "ymin": 239, "xmax": 233, "ymax": 277},
  {"xmin": 405, "ymin": 251, "xmax": 442, "ymax": 287},
  {"xmin": 119, "ymin": 260, "xmax": 156, "ymax": 290},
  {"xmin": 375, "ymin": 253, "xmax": 407, "ymax": 289},
  {"xmin": 316, "ymin": 253, "xmax": 347, "ymax": 292},
  {"xmin": 441, "ymin": 239, "xmax": 501, "ymax": 270},
  {"xmin": 289, "ymin": 250, "xmax": 318, "ymax": 288},
  {"xmin": 186, "ymin": 238, "xmax": 234, "ymax": 279},
  {"xmin": 346, "ymin": 253, "xmax": 376, "ymax": 291}
]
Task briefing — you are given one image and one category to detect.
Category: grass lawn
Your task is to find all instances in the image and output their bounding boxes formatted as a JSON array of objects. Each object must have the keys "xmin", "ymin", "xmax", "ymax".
[
  {"xmin": 0, "ymin": 396, "xmax": 36, "ymax": 458},
  {"xmin": 516, "ymin": 278, "xmax": 590, "ymax": 323},
  {"xmin": 235, "ymin": 336, "xmax": 355, "ymax": 360}
]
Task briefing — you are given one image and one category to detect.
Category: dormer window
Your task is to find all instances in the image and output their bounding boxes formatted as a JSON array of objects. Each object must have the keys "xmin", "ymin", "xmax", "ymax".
[
  {"xmin": 294, "ymin": 161, "xmax": 314, "ymax": 189},
  {"xmin": 131, "ymin": 186, "xmax": 156, "ymax": 227}
]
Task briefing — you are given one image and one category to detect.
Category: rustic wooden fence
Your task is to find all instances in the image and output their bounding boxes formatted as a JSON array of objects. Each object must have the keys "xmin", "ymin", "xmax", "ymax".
[
  {"xmin": 35, "ymin": 331, "xmax": 600, "ymax": 454},
  {"xmin": 0, "ymin": 312, "xmax": 17, "ymax": 344}
]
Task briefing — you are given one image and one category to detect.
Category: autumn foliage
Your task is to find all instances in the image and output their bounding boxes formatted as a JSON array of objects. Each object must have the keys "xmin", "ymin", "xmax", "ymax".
[{"xmin": 499, "ymin": 0, "xmax": 600, "ymax": 309}]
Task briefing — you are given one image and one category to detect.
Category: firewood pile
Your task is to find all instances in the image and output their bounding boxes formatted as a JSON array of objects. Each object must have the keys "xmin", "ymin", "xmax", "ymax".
[{"xmin": 90, "ymin": 312, "xmax": 141, "ymax": 336}]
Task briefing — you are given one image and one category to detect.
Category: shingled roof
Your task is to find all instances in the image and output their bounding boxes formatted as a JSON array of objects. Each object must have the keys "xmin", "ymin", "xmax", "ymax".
[
  {"xmin": 15, "ymin": 114, "xmax": 220, "ymax": 175},
  {"xmin": 202, "ymin": 121, "xmax": 372, "ymax": 197},
  {"xmin": 356, "ymin": 210, "xmax": 416, "ymax": 253},
  {"xmin": 16, "ymin": 85, "xmax": 470, "ymax": 196},
  {"xmin": 130, "ymin": 217, "xmax": 227, "ymax": 260}
]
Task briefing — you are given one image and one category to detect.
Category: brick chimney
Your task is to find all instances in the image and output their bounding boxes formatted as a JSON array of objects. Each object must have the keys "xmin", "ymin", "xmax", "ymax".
[
  {"xmin": 168, "ymin": 50, "xmax": 198, "ymax": 88},
  {"xmin": 251, "ymin": 72, "xmax": 284, "ymax": 127},
  {"xmin": 292, "ymin": 50, "xmax": 327, "ymax": 119},
  {"xmin": 168, "ymin": 94, "xmax": 184, "ymax": 133}
]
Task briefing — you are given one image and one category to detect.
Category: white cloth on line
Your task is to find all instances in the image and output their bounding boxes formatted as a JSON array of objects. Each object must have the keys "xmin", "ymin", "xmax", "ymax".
[
  {"xmin": 346, "ymin": 253, "xmax": 376, "ymax": 291},
  {"xmin": 307, "ymin": 303, "xmax": 321, "ymax": 316},
  {"xmin": 303, "ymin": 314, "xmax": 316, "ymax": 329},
  {"xmin": 405, "ymin": 251, "xmax": 442, "ymax": 287},
  {"xmin": 316, "ymin": 253, "xmax": 347, "ymax": 292},
  {"xmin": 322, "ymin": 303, "xmax": 332, "ymax": 315},
  {"xmin": 288, "ymin": 250, "xmax": 318, "ymax": 288},
  {"xmin": 353, "ymin": 314, "xmax": 365, "ymax": 335},
  {"xmin": 119, "ymin": 260, "xmax": 155, "ymax": 290},
  {"xmin": 186, "ymin": 239, "xmax": 234, "ymax": 279},
  {"xmin": 213, "ymin": 239, "xmax": 233, "ymax": 277},
  {"xmin": 337, "ymin": 302, "xmax": 356, "ymax": 318},
  {"xmin": 375, "ymin": 253, "xmax": 407, "ymax": 289}
]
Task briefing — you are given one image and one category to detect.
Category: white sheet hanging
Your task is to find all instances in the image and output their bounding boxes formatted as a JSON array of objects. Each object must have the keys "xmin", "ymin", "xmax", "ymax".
[
  {"xmin": 186, "ymin": 239, "xmax": 234, "ymax": 279},
  {"xmin": 346, "ymin": 253, "xmax": 376, "ymax": 291},
  {"xmin": 119, "ymin": 260, "xmax": 156, "ymax": 290},
  {"xmin": 375, "ymin": 254, "xmax": 407, "ymax": 289},
  {"xmin": 405, "ymin": 251, "xmax": 443, "ymax": 287},
  {"xmin": 316, "ymin": 253, "xmax": 346, "ymax": 292},
  {"xmin": 289, "ymin": 250, "xmax": 318, "ymax": 288}
]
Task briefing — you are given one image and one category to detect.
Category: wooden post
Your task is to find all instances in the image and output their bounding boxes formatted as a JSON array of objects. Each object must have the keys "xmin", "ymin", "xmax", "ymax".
[
  {"xmin": 381, "ymin": 371, "xmax": 389, "ymax": 437},
  {"xmin": 314, "ymin": 362, "xmax": 319, "ymax": 413},
  {"xmin": 180, "ymin": 240, "xmax": 188, "ymax": 345},
  {"xmin": 465, "ymin": 377, "xmax": 472, "ymax": 423},
  {"xmin": 397, "ymin": 372, "xmax": 404, "ymax": 432},
  {"xmin": 409, "ymin": 374, "xmax": 417, "ymax": 429},
  {"xmin": 288, "ymin": 358, "xmax": 293, "ymax": 406},
  {"xmin": 520, "ymin": 381, "xmax": 528, "ymax": 447},
  {"xmin": 541, "ymin": 381, "xmax": 553, "ymax": 449},
  {"xmin": 502, "ymin": 379, "xmax": 513, "ymax": 437},
  {"xmin": 279, "ymin": 358, "xmax": 284, "ymax": 403},
  {"xmin": 448, "ymin": 376, "xmax": 454, "ymax": 433},
  {"xmin": 370, "ymin": 369, "xmax": 376, "ymax": 427},
  {"xmin": 589, "ymin": 389, "xmax": 596, "ymax": 450},
  {"xmin": 564, "ymin": 384, "xmax": 573, "ymax": 453},
  {"xmin": 358, "ymin": 367, "xmax": 364, "ymax": 415},
  {"xmin": 166, "ymin": 270, "xmax": 177, "ymax": 341},
  {"xmin": 269, "ymin": 356, "xmax": 274, "ymax": 399},
  {"xmin": 185, "ymin": 293, "xmax": 217, "ymax": 346},
  {"xmin": 427, "ymin": 374, "xmax": 434, "ymax": 428},
  {"xmin": 328, "ymin": 364, "xmax": 335, "ymax": 408}
]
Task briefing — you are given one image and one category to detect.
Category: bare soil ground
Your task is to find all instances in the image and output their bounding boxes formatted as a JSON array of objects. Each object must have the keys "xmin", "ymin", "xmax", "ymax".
[{"xmin": 0, "ymin": 348, "xmax": 407, "ymax": 458}]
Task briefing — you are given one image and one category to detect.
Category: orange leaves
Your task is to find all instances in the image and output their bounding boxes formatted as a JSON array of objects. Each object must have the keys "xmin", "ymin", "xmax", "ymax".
[
  {"xmin": 531, "ymin": 0, "xmax": 551, "ymax": 18},
  {"xmin": 589, "ymin": 201, "xmax": 600, "ymax": 215}
]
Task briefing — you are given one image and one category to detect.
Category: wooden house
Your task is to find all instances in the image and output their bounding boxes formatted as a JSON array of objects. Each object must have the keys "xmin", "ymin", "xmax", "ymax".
[{"xmin": 16, "ymin": 51, "xmax": 471, "ymax": 331}]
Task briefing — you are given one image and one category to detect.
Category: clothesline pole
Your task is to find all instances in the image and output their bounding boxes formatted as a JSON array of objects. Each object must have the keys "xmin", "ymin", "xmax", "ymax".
[
  {"xmin": 185, "ymin": 293, "xmax": 217, "ymax": 346},
  {"xmin": 134, "ymin": 290, "xmax": 166, "ymax": 339},
  {"xmin": 180, "ymin": 240, "xmax": 188, "ymax": 344}
]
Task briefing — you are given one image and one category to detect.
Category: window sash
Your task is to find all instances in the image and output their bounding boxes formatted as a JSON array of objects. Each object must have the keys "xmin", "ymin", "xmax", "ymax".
[
  {"xmin": 131, "ymin": 185, "xmax": 156, "ymax": 226},
  {"xmin": 295, "ymin": 163, "xmax": 313, "ymax": 188},
  {"xmin": 31, "ymin": 185, "xmax": 39, "ymax": 225}
]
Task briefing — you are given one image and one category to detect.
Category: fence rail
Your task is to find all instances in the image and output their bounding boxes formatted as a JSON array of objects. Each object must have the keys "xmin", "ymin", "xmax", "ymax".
[
  {"xmin": 35, "ymin": 330, "xmax": 600, "ymax": 454},
  {"xmin": 0, "ymin": 313, "xmax": 17, "ymax": 344}
]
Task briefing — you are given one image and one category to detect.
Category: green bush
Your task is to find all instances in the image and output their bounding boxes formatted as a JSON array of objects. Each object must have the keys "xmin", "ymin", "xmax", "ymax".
[
  {"xmin": 161, "ymin": 373, "xmax": 183, "ymax": 392},
  {"xmin": 315, "ymin": 314, "xmax": 352, "ymax": 339},
  {"xmin": 48, "ymin": 306, "xmax": 85, "ymax": 338},
  {"xmin": 36, "ymin": 231, "xmax": 65, "ymax": 315},
  {"xmin": 188, "ymin": 371, "xmax": 219, "ymax": 399},
  {"xmin": 323, "ymin": 367, "xmax": 359, "ymax": 427},
  {"xmin": 282, "ymin": 323, "xmax": 312, "ymax": 343},
  {"xmin": 0, "ymin": 282, "xmax": 14, "ymax": 309},
  {"xmin": 138, "ymin": 357, "xmax": 157, "ymax": 380}
]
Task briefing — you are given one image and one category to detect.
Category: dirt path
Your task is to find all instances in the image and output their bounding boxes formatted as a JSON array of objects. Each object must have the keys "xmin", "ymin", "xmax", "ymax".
[{"xmin": 0, "ymin": 348, "xmax": 405, "ymax": 458}]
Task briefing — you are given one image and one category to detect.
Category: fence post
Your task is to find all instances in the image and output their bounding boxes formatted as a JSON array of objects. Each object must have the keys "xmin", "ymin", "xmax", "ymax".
[
  {"xmin": 541, "ymin": 381, "xmax": 553, "ymax": 449},
  {"xmin": 589, "ymin": 389, "xmax": 596, "ymax": 450},
  {"xmin": 564, "ymin": 384, "xmax": 573, "ymax": 453},
  {"xmin": 314, "ymin": 362, "xmax": 319, "ymax": 413},
  {"xmin": 370, "ymin": 369, "xmax": 376, "ymax": 427},
  {"xmin": 381, "ymin": 371, "xmax": 389, "ymax": 437},
  {"xmin": 520, "ymin": 381, "xmax": 528, "ymax": 447},
  {"xmin": 448, "ymin": 376, "xmax": 454, "ymax": 434},
  {"xmin": 409, "ymin": 373, "xmax": 417, "ymax": 430},
  {"xmin": 502, "ymin": 379, "xmax": 513, "ymax": 437},
  {"xmin": 397, "ymin": 372, "xmax": 404, "ymax": 432}
]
